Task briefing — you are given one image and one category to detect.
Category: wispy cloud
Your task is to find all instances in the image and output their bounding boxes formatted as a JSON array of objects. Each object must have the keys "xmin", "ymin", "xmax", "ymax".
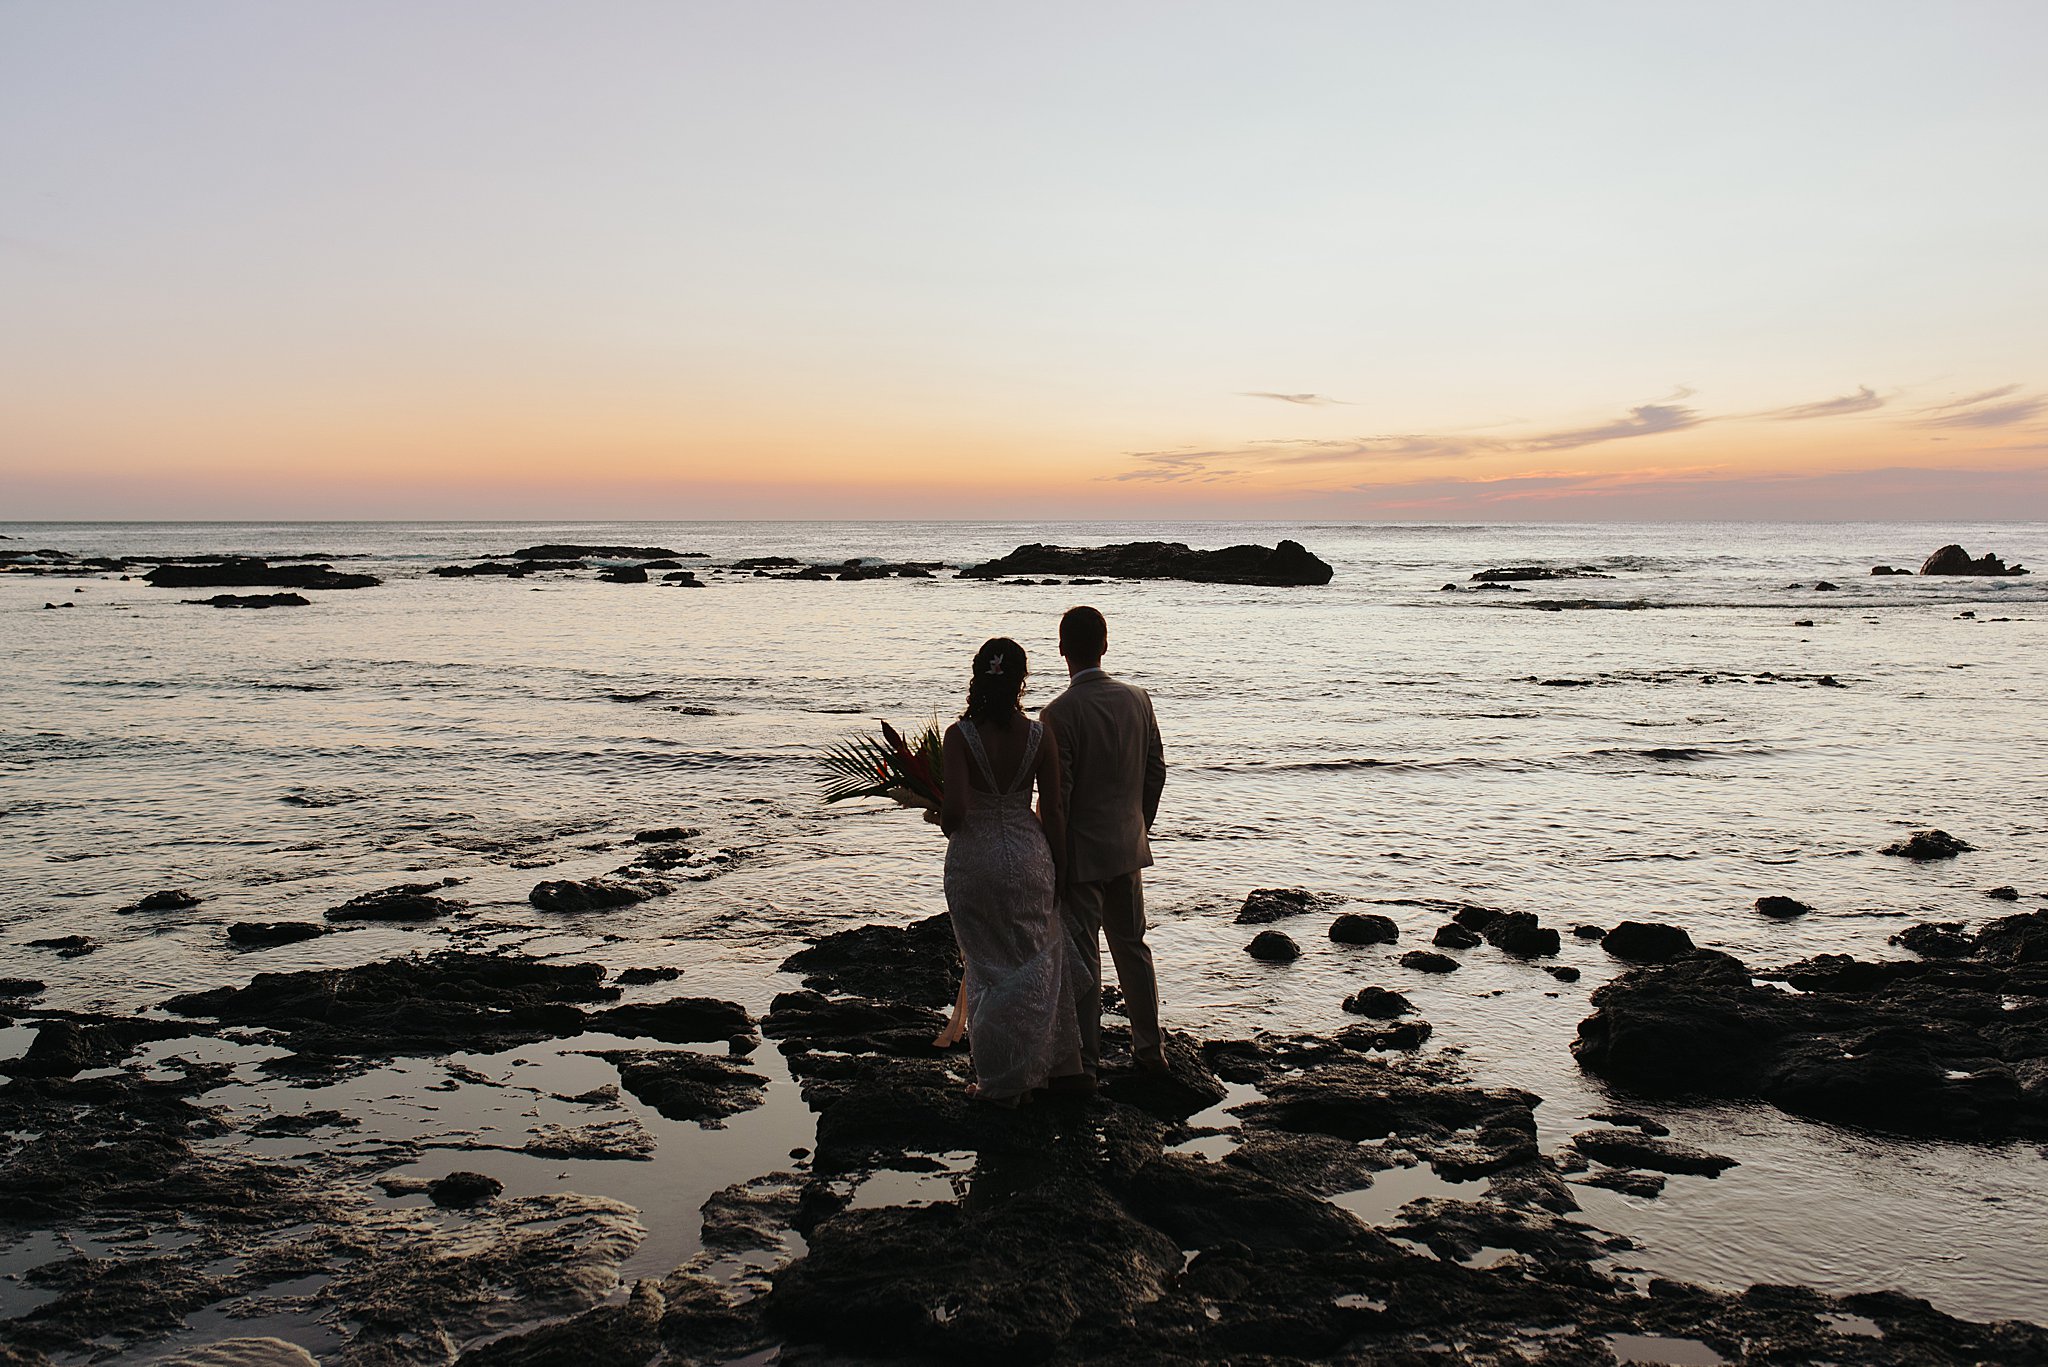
[
  {"xmin": 1922, "ymin": 384, "xmax": 2019, "ymax": 413},
  {"xmin": 1757, "ymin": 385, "xmax": 1883, "ymax": 420},
  {"xmin": 1916, "ymin": 395, "xmax": 2048, "ymax": 428},
  {"xmin": 1522, "ymin": 403, "xmax": 1703, "ymax": 451},
  {"xmin": 1260, "ymin": 435, "xmax": 1494, "ymax": 464},
  {"xmin": 1239, "ymin": 392, "xmax": 1348, "ymax": 406},
  {"xmin": 1104, "ymin": 449, "xmax": 1249, "ymax": 484}
]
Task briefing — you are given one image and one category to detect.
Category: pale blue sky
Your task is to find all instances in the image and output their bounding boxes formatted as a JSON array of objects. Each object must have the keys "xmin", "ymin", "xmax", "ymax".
[{"xmin": 2, "ymin": 1, "xmax": 2044, "ymax": 517}]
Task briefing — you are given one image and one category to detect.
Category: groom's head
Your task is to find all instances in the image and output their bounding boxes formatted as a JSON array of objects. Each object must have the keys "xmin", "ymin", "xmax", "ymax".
[{"xmin": 1059, "ymin": 605, "xmax": 1108, "ymax": 670}]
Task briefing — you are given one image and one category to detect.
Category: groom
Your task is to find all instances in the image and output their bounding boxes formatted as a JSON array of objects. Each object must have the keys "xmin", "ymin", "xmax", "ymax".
[{"xmin": 1042, "ymin": 605, "xmax": 1168, "ymax": 1078}]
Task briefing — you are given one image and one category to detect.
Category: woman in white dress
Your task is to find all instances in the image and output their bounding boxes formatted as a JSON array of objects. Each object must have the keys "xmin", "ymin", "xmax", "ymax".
[{"xmin": 935, "ymin": 637, "xmax": 1082, "ymax": 1103}]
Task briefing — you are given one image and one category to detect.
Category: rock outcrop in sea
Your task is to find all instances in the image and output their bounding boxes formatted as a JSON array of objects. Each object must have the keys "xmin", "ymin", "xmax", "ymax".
[
  {"xmin": 961, "ymin": 539, "xmax": 1334, "ymax": 586},
  {"xmin": 1919, "ymin": 543, "xmax": 2029, "ymax": 576}
]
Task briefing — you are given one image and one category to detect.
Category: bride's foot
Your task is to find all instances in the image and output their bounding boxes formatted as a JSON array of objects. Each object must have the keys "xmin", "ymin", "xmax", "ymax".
[{"xmin": 932, "ymin": 1026, "xmax": 964, "ymax": 1049}]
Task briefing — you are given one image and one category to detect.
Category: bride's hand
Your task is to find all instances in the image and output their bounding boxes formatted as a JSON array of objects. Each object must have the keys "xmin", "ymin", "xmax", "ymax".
[{"xmin": 923, "ymin": 808, "xmax": 942, "ymax": 827}]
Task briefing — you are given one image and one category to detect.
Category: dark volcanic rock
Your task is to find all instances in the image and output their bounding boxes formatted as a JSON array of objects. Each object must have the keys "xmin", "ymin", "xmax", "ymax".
[
  {"xmin": 226, "ymin": 920, "xmax": 330, "ymax": 948},
  {"xmin": 1246, "ymin": 930, "xmax": 1301, "ymax": 962},
  {"xmin": 457, "ymin": 1281, "xmax": 666, "ymax": 1367},
  {"xmin": 1882, "ymin": 828, "xmax": 1974, "ymax": 860},
  {"xmin": 1871, "ymin": 564, "xmax": 1911, "ymax": 575},
  {"xmin": 1602, "ymin": 920, "xmax": 1697, "ymax": 963},
  {"xmin": 615, "ymin": 966, "xmax": 682, "ymax": 986},
  {"xmin": 1479, "ymin": 910, "xmax": 1560, "ymax": 958},
  {"xmin": 1755, "ymin": 895, "xmax": 1812, "ymax": 919},
  {"xmin": 144, "ymin": 558, "xmax": 379, "ymax": 590},
  {"xmin": 1333, "ymin": 1019, "xmax": 1432, "ymax": 1052},
  {"xmin": 1570, "ymin": 1130, "xmax": 1737, "ymax": 1177},
  {"xmin": 1328, "ymin": 912, "xmax": 1398, "ymax": 945},
  {"xmin": 428, "ymin": 1171, "xmax": 503, "ymax": 1208},
  {"xmin": 1399, "ymin": 950, "xmax": 1459, "ymax": 974},
  {"xmin": 1433, "ymin": 922, "xmax": 1482, "ymax": 949},
  {"xmin": 1919, "ymin": 543, "xmax": 2028, "ymax": 576},
  {"xmin": 1977, "ymin": 908, "xmax": 2048, "ymax": 964},
  {"xmin": 27, "ymin": 935, "xmax": 96, "ymax": 958},
  {"xmin": 164, "ymin": 951, "xmax": 615, "ymax": 1065},
  {"xmin": 1987, "ymin": 885, "xmax": 2021, "ymax": 901},
  {"xmin": 780, "ymin": 914, "xmax": 960, "ymax": 1008},
  {"xmin": 1573, "ymin": 923, "xmax": 1607, "ymax": 940},
  {"xmin": 594, "ymin": 996, "xmax": 753, "ymax": 1044},
  {"xmin": 529, "ymin": 878, "xmax": 654, "ymax": 913},
  {"xmin": 0, "ymin": 977, "xmax": 43, "ymax": 1000},
  {"xmin": 1236, "ymin": 887, "xmax": 1334, "ymax": 924},
  {"xmin": 633, "ymin": 826, "xmax": 699, "ymax": 843},
  {"xmin": 597, "ymin": 565, "xmax": 649, "ymax": 583},
  {"xmin": 184, "ymin": 592, "xmax": 310, "ymax": 608},
  {"xmin": 1233, "ymin": 1056, "xmax": 1540, "ymax": 1179},
  {"xmin": 4, "ymin": 1017, "xmax": 190, "ymax": 1079},
  {"xmin": 960, "ymin": 539, "xmax": 1334, "ymax": 586},
  {"xmin": 1891, "ymin": 921, "xmax": 1976, "ymax": 959},
  {"xmin": 585, "ymin": 1049, "xmax": 766, "ymax": 1126},
  {"xmin": 1574, "ymin": 940, "xmax": 2048, "ymax": 1139},
  {"xmin": 509, "ymin": 544, "xmax": 681, "ymax": 560},
  {"xmin": 326, "ymin": 881, "xmax": 467, "ymax": 922},
  {"xmin": 1341, "ymin": 987, "xmax": 1413, "ymax": 1019},
  {"xmin": 123, "ymin": 889, "xmax": 201, "ymax": 913}
]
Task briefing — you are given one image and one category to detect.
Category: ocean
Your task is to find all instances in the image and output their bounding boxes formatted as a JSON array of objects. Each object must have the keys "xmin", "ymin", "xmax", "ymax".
[{"xmin": 4, "ymin": 519, "xmax": 2046, "ymax": 1356}]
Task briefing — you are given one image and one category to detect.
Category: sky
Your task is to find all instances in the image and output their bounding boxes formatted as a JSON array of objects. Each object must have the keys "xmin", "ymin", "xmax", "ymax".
[{"xmin": 2, "ymin": 1, "xmax": 2045, "ymax": 521}]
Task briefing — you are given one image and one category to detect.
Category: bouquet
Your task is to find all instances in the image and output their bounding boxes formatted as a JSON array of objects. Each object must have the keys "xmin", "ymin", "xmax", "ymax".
[{"xmin": 819, "ymin": 719, "xmax": 945, "ymax": 812}]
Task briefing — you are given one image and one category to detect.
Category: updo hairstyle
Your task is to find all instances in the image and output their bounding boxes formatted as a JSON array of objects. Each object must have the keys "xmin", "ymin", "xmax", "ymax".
[{"xmin": 963, "ymin": 637, "xmax": 1028, "ymax": 726}]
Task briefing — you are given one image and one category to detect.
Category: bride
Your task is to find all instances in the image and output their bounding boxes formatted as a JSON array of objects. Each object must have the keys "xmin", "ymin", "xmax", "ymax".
[{"xmin": 932, "ymin": 637, "xmax": 1083, "ymax": 1103}]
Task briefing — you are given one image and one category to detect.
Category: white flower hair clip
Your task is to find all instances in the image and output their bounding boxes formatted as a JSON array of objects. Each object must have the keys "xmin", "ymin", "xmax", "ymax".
[{"xmin": 983, "ymin": 655, "xmax": 1005, "ymax": 676}]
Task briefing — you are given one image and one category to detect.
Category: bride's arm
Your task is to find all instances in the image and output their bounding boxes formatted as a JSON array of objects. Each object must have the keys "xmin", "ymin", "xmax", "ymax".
[
  {"xmin": 1035, "ymin": 725, "xmax": 1067, "ymax": 884},
  {"xmin": 938, "ymin": 725, "xmax": 970, "ymax": 836}
]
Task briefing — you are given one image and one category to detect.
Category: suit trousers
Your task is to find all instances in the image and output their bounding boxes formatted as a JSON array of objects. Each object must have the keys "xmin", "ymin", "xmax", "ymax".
[{"xmin": 1059, "ymin": 869, "xmax": 1163, "ymax": 1072}]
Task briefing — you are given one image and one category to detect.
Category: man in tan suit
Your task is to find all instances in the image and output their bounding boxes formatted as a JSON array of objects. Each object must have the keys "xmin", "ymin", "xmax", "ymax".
[{"xmin": 1041, "ymin": 605, "xmax": 1167, "ymax": 1077}]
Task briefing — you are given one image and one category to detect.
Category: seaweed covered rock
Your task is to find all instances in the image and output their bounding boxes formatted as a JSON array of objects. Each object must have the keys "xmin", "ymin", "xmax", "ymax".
[{"xmin": 779, "ymin": 914, "xmax": 960, "ymax": 1007}]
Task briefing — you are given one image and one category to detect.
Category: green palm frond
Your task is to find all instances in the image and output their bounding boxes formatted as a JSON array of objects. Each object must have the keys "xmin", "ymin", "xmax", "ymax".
[{"xmin": 818, "ymin": 717, "xmax": 946, "ymax": 808}]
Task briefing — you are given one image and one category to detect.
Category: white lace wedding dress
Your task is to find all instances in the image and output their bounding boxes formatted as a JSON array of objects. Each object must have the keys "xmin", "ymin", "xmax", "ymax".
[{"xmin": 942, "ymin": 718, "xmax": 1081, "ymax": 1100}]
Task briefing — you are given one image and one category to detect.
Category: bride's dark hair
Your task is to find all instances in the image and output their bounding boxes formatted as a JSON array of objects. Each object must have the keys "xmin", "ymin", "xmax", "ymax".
[{"xmin": 962, "ymin": 637, "xmax": 1028, "ymax": 726}]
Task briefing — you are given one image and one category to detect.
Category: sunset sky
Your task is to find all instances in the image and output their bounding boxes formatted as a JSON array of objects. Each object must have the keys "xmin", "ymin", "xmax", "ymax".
[{"xmin": 2, "ymin": 1, "xmax": 2044, "ymax": 520}]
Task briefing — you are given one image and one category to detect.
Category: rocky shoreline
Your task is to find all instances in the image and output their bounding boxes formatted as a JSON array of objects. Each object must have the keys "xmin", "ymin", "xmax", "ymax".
[{"xmin": 5, "ymin": 868, "xmax": 2047, "ymax": 1364}]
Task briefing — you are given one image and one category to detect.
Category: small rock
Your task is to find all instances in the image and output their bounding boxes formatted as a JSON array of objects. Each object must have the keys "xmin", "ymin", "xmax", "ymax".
[
  {"xmin": 327, "ymin": 882, "xmax": 467, "ymax": 922},
  {"xmin": 427, "ymin": 1171, "xmax": 504, "ymax": 1207},
  {"xmin": 1433, "ymin": 923, "xmax": 1482, "ymax": 949},
  {"xmin": 633, "ymin": 826, "xmax": 699, "ymax": 844},
  {"xmin": 27, "ymin": 935, "xmax": 97, "ymax": 958},
  {"xmin": 1601, "ymin": 921, "xmax": 1695, "ymax": 963},
  {"xmin": 1545, "ymin": 965, "xmax": 1582, "ymax": 983},
  {"xmin": 1571, "ymin": 1130, "xmax": 1737, "ymax": 1176},
  {"xmin": 1235, "ymin": 888, "xmax": 1328, "ymax": 924},
  {"xmin": 1572, "ymin": 1168, "xmax": 1668, "ymax": 1198},
  {"xmin": 1340, "ymin": 986, "xmax": 1412, "ymax": 1018},
  {"xmin": 1572, "ymin": 924, "xmax": 1606, "ymax": 940},
  {"xmin": 1755, "ymin": 896, "xmax": 1811, "ymax": 919},
  {"xmin": 1327, "ymin": 912, "xmax": 1397, "ymax": 945},
  {"xmin": 1813, "ymin": 581, "xmax": 1839, "ymax": 591},
  {"xmin": 616, "ymin": 966, "xmax": 683, "ymax": 985},
  {"xmin": 1480, "ymin": 910, "xmax": 1560, "ymax": 958},
  {"xmin": 126, "ymin": 889, "xmax": 201, "ymax": 912},
  {"xmin": 1246, "ymin": 930, "xmax": 1301, "ymax": 962},
  {"xmin": 1986, "ymin": 886, "xmax": 2020, "ymax": 901},
  {"xmin": 227, "ymin": 921, "xmax": 330, "ymax": 947},
  {"xmin": 1399, "ymin": 950, "xmax": 1460, "ymax": 974},
  {"xmin": 1333, "ymin": 1020, "xmax": 1432, "ymax": 1052},
  {"xmin": 1881, "ymin": 829, "xmax": 1973, "ymax": 861},
  {"xmin": 530, "ymin": 878, "xmax": 654, "ymax": 913},
  {"xmin": 598, "ymin": 566, "xmax": 650, "ymax": 583}
]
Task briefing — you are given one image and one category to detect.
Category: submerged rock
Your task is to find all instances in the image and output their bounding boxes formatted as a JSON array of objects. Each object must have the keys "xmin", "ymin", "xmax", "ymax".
[
  {"xmin": 1755, "ymin": 895, "xmax": 1812, "ymax": 919},
  {"xmin": 1432, "ymin": 923, "xmax": 1481, "ymax": 949},
  {"xmin": 1236, "ymin": 887, "xmax": 1335, "ymax": 925},
  {"xmin": 1479, "ymin": 910, "xmax": 1560, "ymax": 958},
  {"xmin": 122, "ymin": 889, "xmax": 201, "ymax": 913},
  {"xmin": 593, "ymin": 996, "xmax": 754, "ymax": 1044},
  {"xmin": 529, "ymin": 878, "xmax": 657, "ymax": 913},
  {"xmin": 1569, "ymin": 1130, "xmax": 1737, "ymax": 1177},
  {"xmin": 27, "ymin": 935, "xmax": 97, "ymax": 958},
  {"xmin": 960, "ymin": 539, "xmax": 1335, "ymax": 586},
  {"xmin": 1882, "ymin": 828, "xmax": 1975, "ymax": 860},
  {"xmin": 597, "ymin": 565, "xmax": 649, "ymax": 584},
  {"xmin": 226, "ymin": 920, "xmax": 329, "ymax": 948},
  {"xmin": 429, "ymin": 1171, "xmax": 504, "ymax": 1208},
  {"xmin": 183, "ymin": 592, "xmax": 311, "ymax": 608},
  {"xmin": 1891, "ymin": 922, "xmax": 1976, "ymax": 959},
  {"xmin": 584, "ymin": 1049, "xmax": 767, "ymax": 1126},
  {"xmin": 1471, "ymin": 565, "xmax": 1611, "ymax": 581},
  {"xmin": 325, "ymin": 881, "xmax": 467, "ymax": 922},
  {"xmin": 1399, "ymin": 950, "xmax": 1459, "ymax": 974}
]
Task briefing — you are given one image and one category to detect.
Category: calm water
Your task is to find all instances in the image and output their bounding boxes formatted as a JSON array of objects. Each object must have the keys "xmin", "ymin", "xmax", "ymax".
[{"xmin": 4, "ymin": 519, "xmax": 2047, "ymax": 1332}]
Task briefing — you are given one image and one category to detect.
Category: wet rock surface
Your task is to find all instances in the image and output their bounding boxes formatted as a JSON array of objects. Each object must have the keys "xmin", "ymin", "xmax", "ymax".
[
  {"xmin": 1246, "ymin": 929, "xmax": 1301, "ymax": 962},
  {"xmin": 1327, "ymin": 911, "xmax": 1397, "ymax": 945},
  {"xmin": 1603, "ymin": 919, "xmax": 1697, "ymax": 963},
  {"xmin": 325, "ymin": 880, "xmax": 467, "ymax": 923},
  {"xmin": 1399, "ymin": 949, "xmax": 1460, "ymax": 974},
  {"xmin": 1756, "ymin": 895, "xmax": 1812, "ymax": 919},
  {"xmin": 163, "ymin": 951, "xmax": 617, "ymax": 1068},
  {"xmin": 1919, "ymin": 543, "xmax": 2029, "ymax": 576},
  {"xmin": 1234, "ymin": 886, "xmax": 1338, "ymax": 925},
  {"xmin": 960, "ymin": 539, "xmax": 1335, "ymax": 586},
  {"xmin": 779, "ymin": 913, "xmax": 959, "ymax": 1007},
  {"xmin": 184, "ymin": 592, "xmax": 311, "ymax": 608},
  {"xmin": 1575, "ymin": 916, "xmax": 2048, "ymax": 1138},
  {"xmin": 507, "ymin": 544, "xmax": 682, "ymax": 559},
  {"xmin": 583, "ymin": 1050, "xmax": 767, "ymax": 1127},
  {"xmin": 143, "ymin": 558, "xmax": 380, "ymax": 591},
  {"xmin": 1883, "ymin": 828, "xmax": 1975, "ymax": 860},
  {"xmin": 226, "ymin": 920, "xmax": 330, "ymax": 948}
]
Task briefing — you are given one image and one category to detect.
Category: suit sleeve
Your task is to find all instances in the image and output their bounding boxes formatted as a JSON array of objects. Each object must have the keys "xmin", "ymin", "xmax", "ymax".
[{"xmin": 1141, "ymin": 690, "xmax": 1165, "ymax": 829}]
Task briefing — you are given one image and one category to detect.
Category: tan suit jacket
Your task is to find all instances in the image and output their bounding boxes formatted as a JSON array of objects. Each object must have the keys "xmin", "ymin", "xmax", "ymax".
[{"xmin": 1042, "ymin": 670, "xmax": 1166, "ymax": 883}]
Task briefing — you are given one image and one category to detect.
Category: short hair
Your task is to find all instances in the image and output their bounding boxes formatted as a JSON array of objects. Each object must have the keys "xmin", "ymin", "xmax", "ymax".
[{"xmin": 1059, "ymin": 605, "xmax": 1108, "ymax": 658}]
